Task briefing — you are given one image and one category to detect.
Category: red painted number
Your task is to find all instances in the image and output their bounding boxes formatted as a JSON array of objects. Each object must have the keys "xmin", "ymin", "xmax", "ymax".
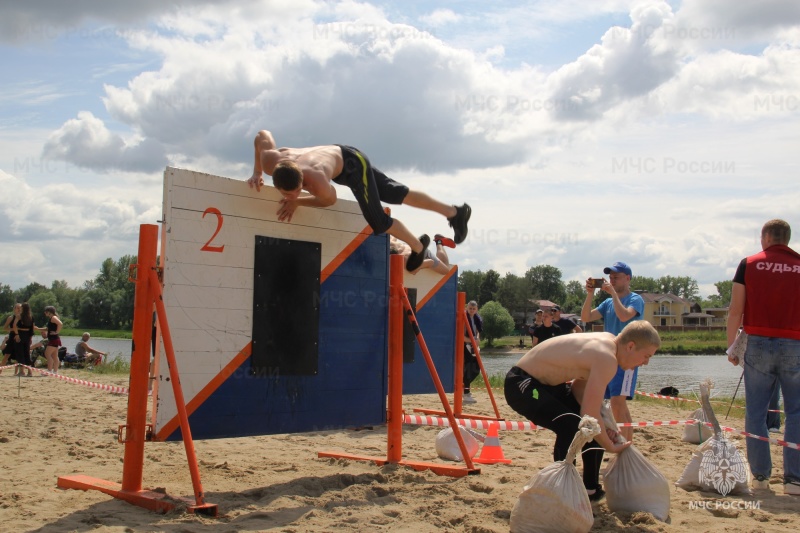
[{"xmin": 201, "ymin": 207, "xmax": 225, "ymax": 252}]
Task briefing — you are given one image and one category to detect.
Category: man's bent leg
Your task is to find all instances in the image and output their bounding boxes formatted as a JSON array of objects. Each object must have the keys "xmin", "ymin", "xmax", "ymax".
[{"xmin": 402, "ymin": 190, "xmax": 457, "ymax": 218}]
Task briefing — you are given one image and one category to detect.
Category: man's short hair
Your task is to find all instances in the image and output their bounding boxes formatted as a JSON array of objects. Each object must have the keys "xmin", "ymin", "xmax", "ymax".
[
  {"xmin": 272, "ymin": 161, "xmax": 303, "ymax": 191},
  {"xmin": 762, "ymin": 219, "xmax": 791, "ymax": 245},
  {"xmin": 617, "ymin": 321, "xmax": 661, "ymax": 349},
  {"xmin": 82, "ymin": 332, "xmax": 91, "ymax": 341},
  {"xmin": 467, "ymin": 300, "xmax": 478, "ymax": 308}
]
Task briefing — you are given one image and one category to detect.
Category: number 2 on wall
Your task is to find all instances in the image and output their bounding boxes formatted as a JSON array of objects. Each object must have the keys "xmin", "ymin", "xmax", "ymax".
[{"xmin": 201, "ymin": 207, "xmax": 225, "ymax": 253}]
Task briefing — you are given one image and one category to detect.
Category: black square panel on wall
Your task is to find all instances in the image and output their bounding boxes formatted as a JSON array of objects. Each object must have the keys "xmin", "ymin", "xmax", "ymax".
[
  {"xmin": 252, "ymin": 236, "xmax": 320, "ymax": 376},
  {"xmin": 403, "ymin": 288, "xmax": 417, "ymax": 363}
]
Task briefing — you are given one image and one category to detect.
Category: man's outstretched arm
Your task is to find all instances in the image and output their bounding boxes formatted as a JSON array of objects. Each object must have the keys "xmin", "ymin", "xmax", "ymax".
[{"xmin": 249, "ymin": 130, "xmax": 278, "ymax": 191}]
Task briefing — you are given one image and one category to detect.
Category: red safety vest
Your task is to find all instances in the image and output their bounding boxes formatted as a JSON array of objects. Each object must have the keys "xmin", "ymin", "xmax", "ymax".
[{"xmin": 743, "ymin": 244, "xmax": 800, "ymax": 340}]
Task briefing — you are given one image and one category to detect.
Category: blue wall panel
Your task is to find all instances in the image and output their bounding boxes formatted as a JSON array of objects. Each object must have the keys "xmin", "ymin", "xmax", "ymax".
[
  {"xmin": 168, "ymin": 234, "xmax": 390, "ymax": 440},
  {"xmin": 402, "ymin": 273, "xmax": 457, "ymax": 395}
]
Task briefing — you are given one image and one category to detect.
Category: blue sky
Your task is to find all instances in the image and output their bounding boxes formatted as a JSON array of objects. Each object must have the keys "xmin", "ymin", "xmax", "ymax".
[{"xmin": 1, "ymin": 0, "xmax": 799, "ymax": 296}]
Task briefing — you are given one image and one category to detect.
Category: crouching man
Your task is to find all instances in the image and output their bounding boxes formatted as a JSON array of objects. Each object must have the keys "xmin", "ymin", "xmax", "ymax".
[
  {"xmin": 504, "ymin": 320, "xmax": 660, "ymax": 501},
  {"xmin": 75, "ymin": 333, "xmax": 107, "ymax": 366}
]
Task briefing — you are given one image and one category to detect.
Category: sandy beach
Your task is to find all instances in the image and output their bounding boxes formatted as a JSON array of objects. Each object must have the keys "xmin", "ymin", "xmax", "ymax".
[{"xmin": 1, "ymin": 369, "xmax": 798, "ymax": 532}]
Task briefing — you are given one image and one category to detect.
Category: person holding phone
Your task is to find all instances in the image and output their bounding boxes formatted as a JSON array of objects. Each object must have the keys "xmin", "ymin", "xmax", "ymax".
[{"xmin": 580, "ymin": 261, "xmax": 644, "ymax": 441}]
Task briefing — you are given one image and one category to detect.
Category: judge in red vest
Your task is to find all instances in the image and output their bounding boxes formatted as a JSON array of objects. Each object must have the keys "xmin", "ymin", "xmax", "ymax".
[{"xmin": 727, "ymin": 218, "xmax": 800, "ymax": 496}]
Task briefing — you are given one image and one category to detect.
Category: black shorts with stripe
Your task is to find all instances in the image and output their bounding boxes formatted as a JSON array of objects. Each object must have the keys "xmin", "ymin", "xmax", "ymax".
[{"xmin": 333, "ymin": 145, "xmax": 409, "ymax": 234}]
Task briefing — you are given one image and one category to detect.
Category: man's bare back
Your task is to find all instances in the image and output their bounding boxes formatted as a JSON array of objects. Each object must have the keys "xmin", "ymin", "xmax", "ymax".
[
  {"xmin": 266, "ymin": 146, "xmax": 343, "ymax": 180},
  {"xmin": 515, "ymin": 332, "xmax": 618, "ymax": 386},
  {"xmin": 251, "ymin": 144, "xmax": 343, "ymax": 197}
]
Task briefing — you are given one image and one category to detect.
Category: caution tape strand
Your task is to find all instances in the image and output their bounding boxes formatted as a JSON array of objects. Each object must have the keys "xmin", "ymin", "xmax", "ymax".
[
  {"xmin": 5, "ymin": 364, "xmax": 129, "ymax": 395},
  {"xmin": 403, "ymin": 414, "xmax": 800, "ymax": 450}
]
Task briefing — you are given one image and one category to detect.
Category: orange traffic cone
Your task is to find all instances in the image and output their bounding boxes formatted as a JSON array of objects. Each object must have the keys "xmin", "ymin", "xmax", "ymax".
[{"xmin": 473, "ymin": 422, "xmax": 511, "ymax": 464}]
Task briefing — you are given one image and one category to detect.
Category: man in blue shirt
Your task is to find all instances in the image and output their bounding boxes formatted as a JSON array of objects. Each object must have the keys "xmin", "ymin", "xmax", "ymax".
[{"xmin": 581, "ymin": 261, "xmax": 645, "ymax": 440}]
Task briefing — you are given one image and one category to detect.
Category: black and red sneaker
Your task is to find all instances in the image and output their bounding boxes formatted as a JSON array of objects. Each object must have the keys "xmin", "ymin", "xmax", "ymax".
[{"xmin": 433, "ymin": 234, "xmax": 456, "ymax": 248}]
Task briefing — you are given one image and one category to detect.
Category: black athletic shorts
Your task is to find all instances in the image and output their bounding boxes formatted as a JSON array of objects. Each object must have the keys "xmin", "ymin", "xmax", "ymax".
[{"xmin": 333, "ymin": 145, "xmax": 409, "ymax": 234}]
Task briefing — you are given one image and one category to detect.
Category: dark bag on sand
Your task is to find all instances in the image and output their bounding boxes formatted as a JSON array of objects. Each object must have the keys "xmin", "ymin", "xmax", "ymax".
[{"xmin": 58, "ymin": 346, "xmax": 68, "ymax": 361}]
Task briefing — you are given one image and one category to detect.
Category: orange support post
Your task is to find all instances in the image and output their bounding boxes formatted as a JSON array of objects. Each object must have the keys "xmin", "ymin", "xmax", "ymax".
[
  {"xmin": 414, "ymin": 294, "xmax": 503, "ymax": 422},
  {"xmin": 387, "ymin": 253, "xmax": 404, "ymax": 463},
  {"xmin": 149, "ymin": 270, "xmax": 216, "ymax": 514},
  {"xmin": 319, "ymin": 255, "xmax": 479, "ymax": 477},
  {"xmin": 57, "ymin": 224, "xmax": 217, "ymax": 516},
  {"xmin": 454, "ymin": 292, "xmax": 466, "ymax": 414}
]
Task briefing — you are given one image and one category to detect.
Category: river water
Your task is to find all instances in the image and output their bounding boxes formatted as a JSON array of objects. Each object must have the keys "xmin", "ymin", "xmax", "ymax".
[
  {"xmin": 481, "ymin": 352, "xmax": 745, "ymax": 398},
  {"xmin": 78, "ymin": 337, "xmax": 746, "ymax": 398}
]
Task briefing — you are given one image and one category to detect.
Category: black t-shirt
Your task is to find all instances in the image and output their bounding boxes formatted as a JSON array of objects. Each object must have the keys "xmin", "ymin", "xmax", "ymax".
[
  {"xmin": 533, "ymin": 323, "xmax": 562, "ymax": 344},
  {"xmin": 553, "ymin": 317, "xmax": 576, "ymax": 335},
  {"xmin": 733, "ymin": 258, "xmax": 746, "ymax": 284}
]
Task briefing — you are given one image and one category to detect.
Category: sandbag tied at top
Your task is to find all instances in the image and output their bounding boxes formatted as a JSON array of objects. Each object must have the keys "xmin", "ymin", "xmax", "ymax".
[
  {"xmin": 682, "ymin": 407, "xmax": 714, "ymax": 444},
  {"xmin": 435, "ymin": 426, "xmax": 483, "ymax": 461},
  {"xmin": 600, "ymin": 401, "xmax": 671, "ymax": 521},
  {"xmin": 509, "ymin": 415, "xmax": 599, "ymax": 533},
  {"xmin": 675, "ymin": 379, "xmax": 752, "ymax": 497}
]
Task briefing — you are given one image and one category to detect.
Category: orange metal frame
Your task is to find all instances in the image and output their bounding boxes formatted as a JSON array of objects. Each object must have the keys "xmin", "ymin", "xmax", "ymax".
[
  {"xmin": 57, "ymin": 224, "xmax": 217, "ymax": 516},
  {"xmin": 413, "ymin": 293, "xmax": 503, "ymax": 422},
  {"xmin": 318, "ymin": 255, "xmax": 480, "ymax": 477}
]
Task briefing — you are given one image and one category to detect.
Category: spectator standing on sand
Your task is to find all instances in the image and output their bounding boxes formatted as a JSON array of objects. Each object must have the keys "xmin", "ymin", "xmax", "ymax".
[
  {"xmin": 42, "ymin": 306, "xmax": 63, "ymax": 373},
  {"xmin": 0, "ymin": 303, "xmax": 22, "ymax": 374},
  {"xmin": 581, "ymin": 261, "xmax": 644, "ymax": 441},
  {"xmin": 726, "ymin": 219, "xmax": 800, "ymax": 495}
]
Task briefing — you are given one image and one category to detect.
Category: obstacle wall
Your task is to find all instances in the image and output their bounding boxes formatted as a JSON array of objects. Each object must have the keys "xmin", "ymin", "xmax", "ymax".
[
  {"xmin": 401, "ymin": 267, "xmax": 458, "ymax": 394},
  {"xmin": 154, "ymin": 167, "xmax": 389, "ymax": 440}
]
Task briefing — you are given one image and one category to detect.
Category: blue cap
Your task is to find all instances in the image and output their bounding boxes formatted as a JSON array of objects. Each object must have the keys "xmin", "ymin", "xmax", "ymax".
[{"xmin": 603, "ymin": 261, "xmax": 632, "ymax": 276}]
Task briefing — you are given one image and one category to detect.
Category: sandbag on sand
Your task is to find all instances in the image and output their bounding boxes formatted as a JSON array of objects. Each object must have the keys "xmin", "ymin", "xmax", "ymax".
[
  {"xmin": 600, "ymin": 401, "xmax": 670, "ymax": 521},
  {"xmin": 675, "ymin": 379, "xmax": 751, "ymax": 496},
  {"xmin": 510, "ymin": 416, "xmax": 599, "ymax": 533},
  {"xmin": 682, "ymin": 407, "xmax": 714, "ymax": 444},
  {"xmin": 435, "ymin": 426, "xmax": 483, "ymax": 461}
]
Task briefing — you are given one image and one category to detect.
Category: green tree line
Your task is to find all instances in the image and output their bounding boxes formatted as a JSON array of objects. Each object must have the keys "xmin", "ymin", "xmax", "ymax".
[
  {"xmin": 458, "ymin": 266, "xmax": 732, "ymax": 325},
  {"xmin": 0, "ymin": 255, "xmax": 138, "ymax": 330}
]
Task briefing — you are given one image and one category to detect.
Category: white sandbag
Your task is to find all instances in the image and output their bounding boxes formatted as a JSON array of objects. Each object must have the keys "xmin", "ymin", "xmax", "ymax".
[
  {"xmin": 675, "ymin": 379, "xmax": 751, "ymax": 497},
  {"xmin": 435, "ymin": 426, "xmax": 481, "ymax": 461},
  {"xmin": 675, "ymin": 438, "xmax": 752, "ymax": 496},
  {"xmin": 510, "ymin": 416, "xmax": 599, "ymax": 533},
  {"xmin": 600, "ymin": 402, "xmax": 670, "ymax": 521},
  {"xmin": 682, "ymin": 407, "xmax": 713, "ymax": 444}
]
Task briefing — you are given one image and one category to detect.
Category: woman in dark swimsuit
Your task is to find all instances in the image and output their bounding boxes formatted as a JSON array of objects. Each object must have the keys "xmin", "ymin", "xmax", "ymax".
[
  {"xmin": 14, "ymin": 303, "xmax": 35, "ymax": 377},
  {"xmin": 0, "ymin": 303, "xmax": 22, "ymax": 375},
  {"xmin": 43, "ymin": 305, "xmax": 63, "ymax": 374}
]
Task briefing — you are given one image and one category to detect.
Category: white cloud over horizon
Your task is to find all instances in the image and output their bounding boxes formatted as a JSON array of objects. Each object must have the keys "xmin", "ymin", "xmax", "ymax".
[{"xmin": 1, "ymin": 0, "xmax": 799, "ymax": 298}]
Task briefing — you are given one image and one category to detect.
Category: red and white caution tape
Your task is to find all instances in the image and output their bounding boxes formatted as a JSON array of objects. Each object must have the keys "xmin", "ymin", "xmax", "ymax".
[
  {"xmin": 0, "ymin": 364, "xmax": 19, "ymax": 371},
  {"xmin": 404, "ymin": 414, "xmax": 799, "ymax": 450},
  {"xmin": 617, "ymin": 420, "xmax": 690, "ymax": 428},
  {"xmin": 403, "ymin": 414, "xmax": 543, "ymax": 431},
  {"xmin": 634, "ymin": 390, "xmax": 783, "ymax": 414},
  {"xmin": 712, "ymin": 423, "xmax": 800, "ymax": 450},
  {"xmin": 16, "ymin": 364, "xmax": 129, "ymax": 395}
]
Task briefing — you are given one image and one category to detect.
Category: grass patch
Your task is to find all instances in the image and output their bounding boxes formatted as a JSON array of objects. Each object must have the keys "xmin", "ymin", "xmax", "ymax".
[{"xmin": 90, "ymin": 355, "xmax": 131, "ymax": 375}]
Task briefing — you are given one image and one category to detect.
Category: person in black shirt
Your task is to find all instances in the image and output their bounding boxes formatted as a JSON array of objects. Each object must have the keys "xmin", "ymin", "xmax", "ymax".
[
  {"xmin": 531, "ymin": 309, "xmax": 562, "ymax": 347},
  {"xmin": 552, "ymin": 305, "xmax": 582, "ymax": 335}
]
